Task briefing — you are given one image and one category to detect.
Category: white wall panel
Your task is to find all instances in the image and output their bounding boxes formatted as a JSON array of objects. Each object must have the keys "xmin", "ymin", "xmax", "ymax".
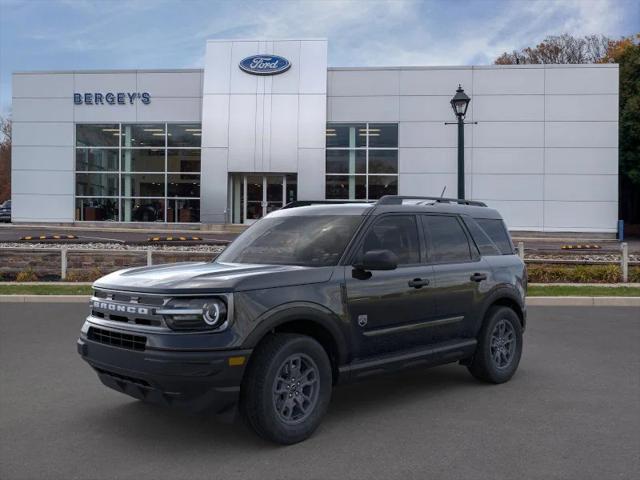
[
  {"xmin": 299, "ymin": 41, "xmax": 328, "ymax": 94},
  {"xmin": 227, "ymin": 95, "xmax": 257, "ymax": 171},
  {"xmin": 271, "ymin": 41, "xmax": 301, "ymax": 94},
  {"xmin": 473, "ymin": 148, "xmax": 544, "ymax": 174},
  {"xmin": 545, "ymin": 148, "xmax": 618, "ymax": 175},
  {"xmin": 329, "ymin": 70, "xmax": 399, "ymax": 96},
  {"xmin": 13, "ymin": 73, "xmax": 74, "ymax": 98},
  {"xmin": 12, "ymin": 170, "xmax": 73, "ymax": 195},
  {"xmin": 399, "ymin": 147, "xmax": 469, "ymax": 173},
  {"xmin": 474, "ymin": 122, "xmax": 544, "ymax": 148},
  {"xmin": 201, "ymin": 95, "xmax": 229, "ymax": 148},
  {"xmin": 545, "ymin": 66, "xmax": 618, "ymax": 95},
  {"xmin": 400, "ymin": 122, "xmax": 471, "ymax": 148},
  {"xmin": 399, "ymin": 69, "xmax": 472, "ymax": 96},
  {"xmin": 73, "ymin": 103, "xmax": 136, "ymax": 122},
  {"xmin": 480, "ymin": 200, "xmax": 543, "ymax": 229},
  {"xmin": 298, "ymin": 95, "xmax": 326, "ymax": 149},
  {"xmin": 203, "ymin": 42, "xmax": 232, "ymax": 94},
  {"xmin": 297, "ymin": 149, "xmax": 325, "ymax": 199},
  {"xmin": 544, "ymin": 201, "xmax": 617, "ymax": 231},
  {"xmin": 545, "ymin": 94, "xmax": 618, "ymax": 121},
  {"xmin": 269, "ymin": 95, "xmax": 299, "ymax": 172},
  {"xmin": 399, "ymin": 173, "xmax": 458, "ymax": 197},
  {"xmin": 12, "ymin": 146, "xmax": 74, "ymax": 171},
  {"xmin": 137, "ymin": 97, "xmax": 201, "ymax": 122},
  {"xmin": 228, "ymin": 41, "xmax": 260, "ymax": 94},
  {"xmin": 545, "ymin": 122, "xmax": 618, "ymax": 148},
  {"xmin": 13, "ymin": 98, "xmax": 73, "ymax": 122},
  {"xmin": 74, "ymin": 73, "xmax": 137, "ymax": 92},
  {"xmin": 399, "ymin": 96, "xmax": 470, "ymax": 122},
  {"xmin": 473, "ymin": 95, "xmax": 544, "ymax": 122},
  {"xmin": 11, "ymin": 194, "xmax": 74, "ymax": 222},
  {"xmin": 137, "ymin": 72, "xmax": 202, "ymax": 97},
  {"xmin": 329, "ymin": 96, "xmax": 398, "ymax": 122},
  {"xmin": 12, "ymin": 122, "xmax": 73, "ymax": 147},
  {"xmin": 200, "ymin": 148, "xmax": 228, "ymax": 223},
  {"xmin": 473, "ymin": 174, "xmax": 543, "ymax": 201},
  {"xmin": 545, "ymin": 174, "xmax": 617, "ymax": 202},
  {"xmin": 473, "ymin": 67, "xmax": 544, "ymax": 95}
]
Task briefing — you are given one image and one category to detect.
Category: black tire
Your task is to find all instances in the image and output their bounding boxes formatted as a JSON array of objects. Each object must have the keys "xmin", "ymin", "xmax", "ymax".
[
  {"xmin": 240, "ymin": 333, "xmax": 332, "ymax": 444},
  {"xmin": 467, "ymin": 306, "xmax": 523, "ymax": 384}
]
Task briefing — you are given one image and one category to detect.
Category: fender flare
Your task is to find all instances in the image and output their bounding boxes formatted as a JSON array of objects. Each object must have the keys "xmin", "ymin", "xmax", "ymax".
[
  {"xmin": 477, "ymin": 285, "xmax": 526, "ymax": 331},
  {"xmin": 242, "ymin": 302, "xmax": 350, "ymax": 365}
]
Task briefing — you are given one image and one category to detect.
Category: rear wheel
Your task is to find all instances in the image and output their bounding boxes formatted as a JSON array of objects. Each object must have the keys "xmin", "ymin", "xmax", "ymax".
[
  {"xmin": 240, "ymin": 333, "xmax": 332, "ymax": 444},
  {"xmin": 467, "ymin": 306, "xmax": 523, "ymax": 384}
]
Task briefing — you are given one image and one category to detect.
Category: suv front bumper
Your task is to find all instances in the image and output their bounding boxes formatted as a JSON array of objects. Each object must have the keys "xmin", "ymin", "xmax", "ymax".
[{"xmin": 77, "ymin": 332, "xmax": 251, "ymax": 414}]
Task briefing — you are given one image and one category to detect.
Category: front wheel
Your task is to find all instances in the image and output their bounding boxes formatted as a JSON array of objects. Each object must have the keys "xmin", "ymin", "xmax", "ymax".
[
  {"xmin": 467, "ymin": 306, "xmax": 523, "ymax": 384},
  {"xmin": 240, "ymin": 333, "xmax": 332, "ymax": 444}
]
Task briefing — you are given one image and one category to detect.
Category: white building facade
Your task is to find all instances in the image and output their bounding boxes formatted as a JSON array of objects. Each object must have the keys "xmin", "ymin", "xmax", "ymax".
[{"xmin": 11, "ymin": 39, "xmax": 619, "ymax": 232}]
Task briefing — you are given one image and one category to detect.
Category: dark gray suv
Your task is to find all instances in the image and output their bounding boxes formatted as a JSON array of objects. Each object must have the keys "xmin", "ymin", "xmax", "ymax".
[{"xmin": 78, "ymin": 195, "xmax": 526, "ymax": 444}]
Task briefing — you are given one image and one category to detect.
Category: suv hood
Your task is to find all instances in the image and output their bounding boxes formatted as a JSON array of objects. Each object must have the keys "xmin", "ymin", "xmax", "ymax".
[{"xmin": 93, "ymin": 261, "xmax": 335, "ymax": 294}]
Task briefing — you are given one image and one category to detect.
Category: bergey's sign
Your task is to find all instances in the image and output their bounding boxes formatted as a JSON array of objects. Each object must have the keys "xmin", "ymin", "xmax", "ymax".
[
  {"xmin": 74, "ymin": 92, "xmax": 151, "ymax": 105},
  {"xmin": 239, "ymin": 55, "xmax": 291, "ymax": 75}
]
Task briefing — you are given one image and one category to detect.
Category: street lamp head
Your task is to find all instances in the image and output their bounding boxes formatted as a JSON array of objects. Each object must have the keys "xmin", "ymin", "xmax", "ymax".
[{"xmin": 450, "ymin": 84, "xmax": 470, "ymax": 118}]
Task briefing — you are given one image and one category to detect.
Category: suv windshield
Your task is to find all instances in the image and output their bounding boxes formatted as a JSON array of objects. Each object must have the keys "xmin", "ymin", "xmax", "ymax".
[{"xmin": 217, "ymin": 215, "xmax": 363, "ymax": 267}]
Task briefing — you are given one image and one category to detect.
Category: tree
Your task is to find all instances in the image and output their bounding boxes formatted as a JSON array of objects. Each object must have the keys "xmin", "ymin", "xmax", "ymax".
[
  {"xmin": 495, "ymin": 33, "xmax": 640, "ymax": 227},
  {"xmin": 0, "ymin": 116, "xmax": 10, "ymax": 203}
]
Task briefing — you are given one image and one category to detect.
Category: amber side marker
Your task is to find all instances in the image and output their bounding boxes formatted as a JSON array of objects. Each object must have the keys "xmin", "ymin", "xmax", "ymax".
[{"xmin": 228, "ymin": 356, "xmax": 246, "ymax": 367}]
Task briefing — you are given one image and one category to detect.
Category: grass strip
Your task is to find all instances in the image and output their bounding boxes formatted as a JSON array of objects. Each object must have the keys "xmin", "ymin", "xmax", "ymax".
[
  {"xmin": 0, "ymin": 284, "xmax": 93, "ymax": 295},
  {"xmin": 527, "ymin": 285, "xmax": 640, "ymax": 297}
]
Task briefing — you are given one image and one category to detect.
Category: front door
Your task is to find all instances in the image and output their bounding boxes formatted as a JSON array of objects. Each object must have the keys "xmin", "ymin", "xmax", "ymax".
[
  {"xmin": 344, "ymin": 214, "xmax": 437, "ymax": 358},
  {"xmin": 231, "ymin": 174, "xmax": 297, "ymax": 224}
]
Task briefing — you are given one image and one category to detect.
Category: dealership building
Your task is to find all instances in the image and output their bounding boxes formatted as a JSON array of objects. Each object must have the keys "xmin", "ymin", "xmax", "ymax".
[{"xmin": 11, "ymin": 39, "xmax": 619, "ymax": 232}]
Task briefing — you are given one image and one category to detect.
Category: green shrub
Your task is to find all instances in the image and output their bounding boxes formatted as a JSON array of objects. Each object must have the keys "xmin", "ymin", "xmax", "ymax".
[
  {"xmin": 15, "ymin": 268, "xmax": 39, "ymax": 282},
  {"xmin": 527, "ymin": 264, "xmax": 621, "ymax": 283},
  {"xmin": 66, "ymin": 267, "xmax": 104, "ymax": 282}
]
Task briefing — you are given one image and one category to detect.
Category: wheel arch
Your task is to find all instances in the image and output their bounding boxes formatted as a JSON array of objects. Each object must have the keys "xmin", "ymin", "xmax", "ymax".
[{"xmin": 480, "ymin": 287, "xmax": 526, "ymax": 331}]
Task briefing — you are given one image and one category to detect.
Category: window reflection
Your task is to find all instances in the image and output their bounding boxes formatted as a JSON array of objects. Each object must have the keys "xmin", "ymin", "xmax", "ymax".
[
  {"xmin": 75, "ymin": 198, "xmax": 119, "ymax": 221},
  {"xmin": 167, "ymin": 199, "xmax": 200, "ymax": 223},
  {"xmin": 121, "ymin": 124, "xmax": 165, "ymax": 147},
  {"xmin": 76, "ymin": 125, "xmax": 120, "ymax": 147},
  {"xmin": 121, "ymin": 174, "xmax": 165, "ymax": 197},
  {"xmin": 75, "ymin": 149, "xmax": 118, "ymax": 171},
  {"xmin": 168, "ymin": 124, "xmax": 201, "ymax": 148},
  {"xmin": 121, "ymin": 199, "xmax": 166, "ymax": 222},
  {"xmin": 76, "ymin": 173, "xmax": 118, "ymax": 197}
]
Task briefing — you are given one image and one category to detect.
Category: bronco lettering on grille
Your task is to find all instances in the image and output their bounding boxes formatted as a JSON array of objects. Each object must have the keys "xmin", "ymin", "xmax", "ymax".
[{"xmin": 92, "ymin": 301, "xmax": 149, "ymax": 315}]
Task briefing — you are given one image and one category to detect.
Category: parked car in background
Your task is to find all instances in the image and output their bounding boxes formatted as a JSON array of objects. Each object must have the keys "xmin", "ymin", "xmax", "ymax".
[{"xmin": 0, "ymin": 200, "xmax": 11, "ymax": 222}]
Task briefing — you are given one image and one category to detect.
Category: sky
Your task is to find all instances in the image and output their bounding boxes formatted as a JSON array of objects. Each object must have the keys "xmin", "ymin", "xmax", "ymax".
[{"xmin": 0, "ymin": 0, "xmax": 638, "ymax": 116}]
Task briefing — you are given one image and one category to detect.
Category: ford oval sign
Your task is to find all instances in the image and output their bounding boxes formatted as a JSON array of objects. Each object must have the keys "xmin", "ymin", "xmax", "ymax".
[{"xmin": 239, "ymin": 55, "xmax": 291, "ymax": 75}]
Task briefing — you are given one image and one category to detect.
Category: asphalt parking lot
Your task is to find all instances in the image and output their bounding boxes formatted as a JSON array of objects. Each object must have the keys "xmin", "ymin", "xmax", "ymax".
[{"xmin": 1, "ymin": 304, "xmax": 638, "ymax": 480}]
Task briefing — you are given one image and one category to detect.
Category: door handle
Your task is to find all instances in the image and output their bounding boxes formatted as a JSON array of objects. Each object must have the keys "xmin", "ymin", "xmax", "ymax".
[
  {"xmin": 470, "ymin": 272, "xmax": 487, "ymax": 282},
  {"xmin": 408, "ymin": 278, "xmax": 430, "ymax": 289}
]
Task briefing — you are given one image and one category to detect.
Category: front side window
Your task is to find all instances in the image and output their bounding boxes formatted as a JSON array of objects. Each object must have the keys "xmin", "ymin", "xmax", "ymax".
[
  {"xmin": 423, "ymin": 215, "xmax": 472, "ymax": 264},
  {"xmin": 74, "ymin": 123, "xmax": 201, "ymax": 222},
  {"xmin": 217, "ymin": 215, "xmax": 363, "ymax": 267},
  {"xmin": 358, "ymin": 215, "xmax": 420, "ymax": 265},
  {"xmin": 326, "ymin": 123, "xmax": 398, "ymax": 200}
]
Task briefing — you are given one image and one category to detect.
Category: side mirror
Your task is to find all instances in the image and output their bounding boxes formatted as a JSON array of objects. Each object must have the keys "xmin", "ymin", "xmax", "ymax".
[{"xmin": 354, "ymin": 249, "xmax": 398, "ymax": 271}]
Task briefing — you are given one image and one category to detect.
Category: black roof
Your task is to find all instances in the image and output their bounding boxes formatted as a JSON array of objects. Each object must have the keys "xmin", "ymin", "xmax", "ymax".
[{"xmin": 274, "ymin": 196, "xmax": 503, "ymax": 220}]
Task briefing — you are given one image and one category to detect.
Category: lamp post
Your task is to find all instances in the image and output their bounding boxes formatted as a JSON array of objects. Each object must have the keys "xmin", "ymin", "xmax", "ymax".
[{"xmin": 449, "ymin": 85, "xmax": 471, "ymax": 199}]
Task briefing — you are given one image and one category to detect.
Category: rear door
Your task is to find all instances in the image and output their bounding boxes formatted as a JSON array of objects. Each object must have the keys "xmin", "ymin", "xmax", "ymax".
[
  {"xmin": 344, "ymin": 214, "xmax": 437, "ymax": 358},
  {"xmin": 421, "ymin": 214, "xmax": 492, "ymax": 340}
]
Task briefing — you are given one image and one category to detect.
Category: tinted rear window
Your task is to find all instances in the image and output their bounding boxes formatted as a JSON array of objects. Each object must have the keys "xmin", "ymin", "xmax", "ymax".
[
  {"xmin": 423, "ymin": 215, "xmax": 472, "ymax": 263},
  {"xmin": 475, "ymin": 218, "xmax": 514, "ymax": 255}
]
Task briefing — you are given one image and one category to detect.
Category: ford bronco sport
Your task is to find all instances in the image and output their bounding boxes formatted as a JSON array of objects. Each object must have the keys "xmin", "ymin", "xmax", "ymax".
[{"xmin": 78, "ymin": 195, "xmax": 526, "ymax": 444}]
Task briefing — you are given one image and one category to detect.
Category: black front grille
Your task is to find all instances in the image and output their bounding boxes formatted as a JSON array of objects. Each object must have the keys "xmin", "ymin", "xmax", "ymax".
[{"xmin": 88, "ymin": 327, "xmax": 146, "ymax": 351}]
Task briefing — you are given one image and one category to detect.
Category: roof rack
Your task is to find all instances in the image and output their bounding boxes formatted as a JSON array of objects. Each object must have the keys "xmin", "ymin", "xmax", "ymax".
[
  {"xmin": 281, "ymin": 200, "xmax": 375, "ymax": 209},
  {"xmin": 376, "ymin": 195, "xmax": 487, "ymax": 207}
]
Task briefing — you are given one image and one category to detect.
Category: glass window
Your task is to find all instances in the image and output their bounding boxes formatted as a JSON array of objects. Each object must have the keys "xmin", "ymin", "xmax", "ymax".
[
  {"xmin": 326, "ymin": 150, "xmax": 366, "ymax": 174},
  {"xmin": 285, "ymin": 174, "xmax": 297, "ymax": 205},
  {"xmin": 75, "ymin": 148, "xmax": 118, "ymax": 171},
  {"xmin": 121, "ymin": 149, "xmax": 165, "ymax": 172},
  {"xmin": 75, "ymin": 198, "xmax": 119, "ymax": 221},
  {"xmin": 326, "ymin": 175, "xmax": 366, "ymax": 200},
  {"xmin": 121, "ymin": 198, "xmax": 165, "ymax": 222},
  {"xmin": 168, "ymin": 124, "xmax": 202, "ymax": 147},
  {"xmin": 476, "ymin": 218, "xmax": 515, "ymax": 255},
  {"xmin": 359, "ymin": 215, "xmax": 420, "ymax": 265},
  {"xmin": 167, "ymin": 149, "xmax": 200, "ymax": 172},
  {"xmin": 121, "ymin": 174, "xmax": 165, "ymax": 197},
  {"xmin": 76, "ymin": 124, "xmax": 120, "ymax": 147},
  {"xmin": 121, "ymin": 124, "xmax": 165, "ymax": 147},
  {"xmin": 368, "ymin": 123, "xmax": 398, "ymax": 148},
  {"xmin": 167, "ymin": 199, "xmax": 200, "ymax": 223},
  {"xmin": 167, "ymin": 174, "xmax": 200, "ymax": 197},
  {"xmin": 424, "ymin": 215, "xmax": 472, "ymax": 263},
  {"xmin": 76, "ymin": 173, "xmax": 118, "ymax": 197},
  {"xmin": 369, "ymin": 150, "xmax": 398, "ymax": 174},
  {"xmin": 463, "ymin": 217, "xmax": 501, "ymax": 256},
  {"xmin": 326, "ymin": 123, "xmax": 366, "ymax": 148},
  {"xmin": 217, "ymin": 215, "xmax": 363, "ymax": 267},
  {"xmin": 368, "ymin": 176, "xmax": 398, "ymax": 199}
]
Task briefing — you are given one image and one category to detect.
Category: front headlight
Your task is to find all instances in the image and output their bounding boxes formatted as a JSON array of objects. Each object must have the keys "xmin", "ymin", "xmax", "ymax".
[{"xmin": 158, "ymin": 297, "xmax": 229, "ymax": 331}]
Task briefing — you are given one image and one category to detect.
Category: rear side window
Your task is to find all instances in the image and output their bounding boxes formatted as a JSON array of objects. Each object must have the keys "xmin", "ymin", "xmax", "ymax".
[
  {"xmin": 423, "ymin": 215, "xmax": 472, "ymax": 263},
  {"xmin": 463, "ymin": 217, "xmax": 501, "ymax": 256},
  {"xmin": 475, "ymin": 218, "xmax": 514, "ymax": 255},
  {"xmin": 359, "ymin": 215, "xmax": 420, "ymax": 265}
]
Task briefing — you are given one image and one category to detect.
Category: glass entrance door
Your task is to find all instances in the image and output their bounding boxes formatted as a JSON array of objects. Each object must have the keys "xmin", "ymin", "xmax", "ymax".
[{"xmin": 230, "ymin": 174, "xmax": 296, "ymax": 224}]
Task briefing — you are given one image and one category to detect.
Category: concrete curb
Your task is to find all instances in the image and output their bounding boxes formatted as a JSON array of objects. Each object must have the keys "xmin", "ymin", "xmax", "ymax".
[{"xmin": 1, "ymin": 295, "xmax": 640, "ymax": 306}]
